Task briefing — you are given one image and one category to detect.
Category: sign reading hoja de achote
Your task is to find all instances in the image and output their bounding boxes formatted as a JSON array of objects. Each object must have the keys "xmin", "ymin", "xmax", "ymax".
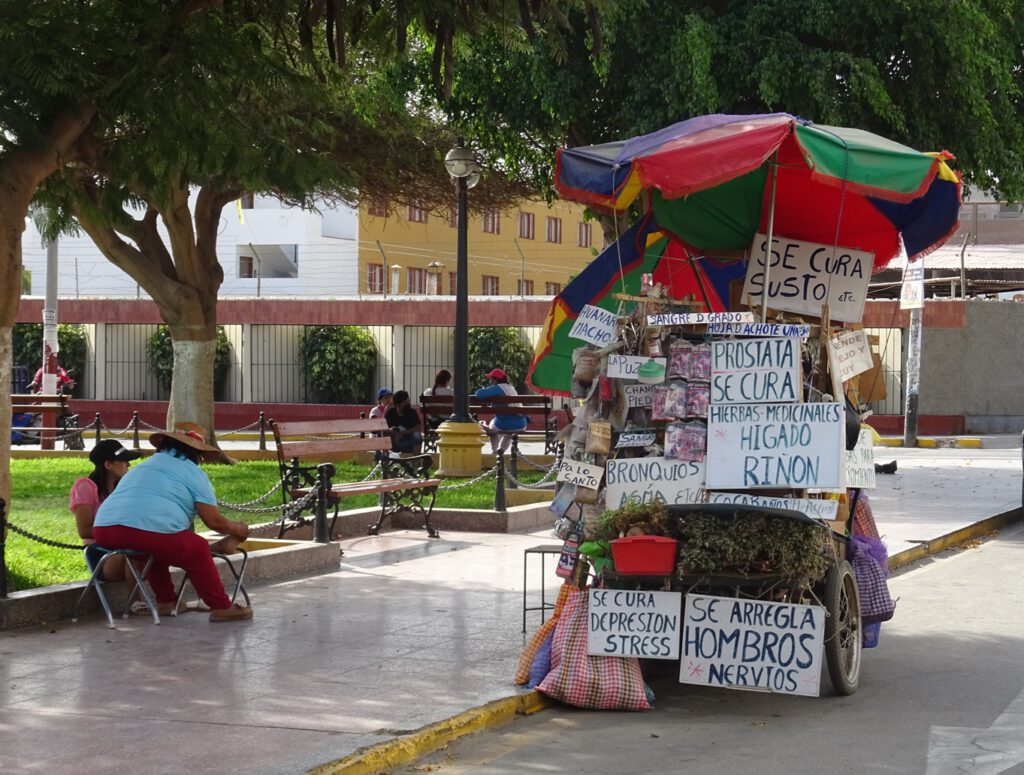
[{"xmin": 681, "ymin": 594, "xmax": 825, "ymax": 697}]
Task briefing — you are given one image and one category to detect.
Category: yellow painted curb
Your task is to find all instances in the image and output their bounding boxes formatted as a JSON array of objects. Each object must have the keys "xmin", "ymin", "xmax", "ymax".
[
  {"xmin": 916, "ymin": 438, "xmax": 938, "ymax": 448},
  {"xmin": 955, "ymin": 437, "xmax": 983, "ymax": 449},
  {"xmin": 877, "ymin": 437, "xmax": 903, "ymax": 447},
  {"xmin": 308, "ymin": 691, "xmax": 552, "ymax": 775},
  {"xmin": 889, "ymin": 508, "xmax": 1022, "ymax": 571}
]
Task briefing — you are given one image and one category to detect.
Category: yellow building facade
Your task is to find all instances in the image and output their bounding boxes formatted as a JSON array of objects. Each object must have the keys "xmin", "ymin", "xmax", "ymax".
[{"xmin": 358, "ymin": 197, "xmax": 598, "ymax": 298}]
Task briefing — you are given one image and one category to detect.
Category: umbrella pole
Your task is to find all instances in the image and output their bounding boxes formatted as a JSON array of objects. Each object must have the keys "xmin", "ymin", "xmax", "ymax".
[{"xmin": 760, "ymin": 152, "xmax": 780, "ymax": 322}]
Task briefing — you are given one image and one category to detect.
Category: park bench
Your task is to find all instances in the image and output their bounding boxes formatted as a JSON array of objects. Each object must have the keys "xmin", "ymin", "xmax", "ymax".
[
  {"xmin": 270, "ymin": 417, "xmax": 441, "ymax": 540},
  {"xmin": 419, "ymin": 393, "xmax": 567, "ymax": 455},
  {"xmin": 10, "ymin": 393, "xmax": 84, "ymax": 450}
]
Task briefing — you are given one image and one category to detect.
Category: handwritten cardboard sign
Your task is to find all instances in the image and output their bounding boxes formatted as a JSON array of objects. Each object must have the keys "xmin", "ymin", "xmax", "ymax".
[
  {"xmin": 568, "ymin": 304, "xmax": 619, "ymax": 346},
  {"xmin": 711, "ymin": 337, "xmax": 800, "ymax": 405},
  {"xmin": 708, "ymin": 321, "xmax": 811, "ymax": 338},
  {"xmin": 605, "ymin": 457, "xmax": 705, "ymax": 509},
  {"xmin": 741, "ymin": 234, "xmax": 873, "ymax": 322},
  {"xmin": 647, "ymin": 311, "xmax": 755, "ymax": 326},
  {"xmin": 607, "ymin": 354, "xmax": 667, "ymax": 384},
  {"xmin": 828, "ymin": 329, "xmax": 874, "ymax": 384},
  {"xmin": 616, "ymin": 432, "xmax": 657, "ymax": 449},
  {"xmin": 705, "ymin": 402, "xmax": 845, "ymax": 489},
  {"xmin": 556, "ymin": 459, "xmax": 605, "ymax": 489},
  {"xmin": 845, "ymin": 428, "xmax": 876, "ymax": 489},
  {"xmin": 624, "ymin": 383, "xmax": 656, "ymax": 408},
  {"xmin": 706, "ymin": 492, "xmax": 839, "ymax": 521},
  {"xmin": 588, "ymin": 589, "xmax": 682, "ymax": 659},
  {"xmin": 900, "ymin": 253, "xmax": 924, "ymax": 310},
  {"xmin": 681, "ymin": 593, "xmax": 824, "ymax": 697}
]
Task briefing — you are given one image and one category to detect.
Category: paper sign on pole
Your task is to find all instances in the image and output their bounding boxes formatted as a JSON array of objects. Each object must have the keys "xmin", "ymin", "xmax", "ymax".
[
  {"xmin": 556, "ymin": 458, "xmax": 605, "ymax": 490},
  {"xmin": 706, "ymin": 492, "xmax": 839, "ymax": 521},
  {"xmin": 844, "ymin": 428, "xmax": 876, "ymax": 489},
  {"xmin": 588, "ymin": 589, "xmax": 682, "ymax": 659},
  {"xmin": 710, "ymin": 338, "xmax": 800, "ymax": 404},
  {"xmin": 681, "ymin": 593, "xmax": 825, "ymax": 697},
  {"xmin": 900, "ymin": 255, "xmax": 925, "ymax": 310},
  {"xmin": 568, "ymin": 304, "xmax": 619, "ymax": 346},
  {"xmin": 605, "ymin": 457, "xmax": 705, "ymax": 508},
  {"xmin": 647, "ymin": 311, "xmax": 755, "ymax": 326},
  {"xmin": 741, "ymin": 234, "xmax": 873, "ymax": 322},
  {"xmin": 705, "ymin": 402, "xmax": 845, "ymax": 489},
  {"xmin": 828, "ymin": 329, "xmax": 874, "ymax": 384}
]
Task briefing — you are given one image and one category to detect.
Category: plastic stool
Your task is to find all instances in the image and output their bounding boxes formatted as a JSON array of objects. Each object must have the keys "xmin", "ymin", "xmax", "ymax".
[
  {"xmin": 172, "ymin": 547, "xmax": 250, "ymax": 614},
  {"xmin": 522, "ymin": 544, "xmax": 562, "ymax": 633},
  {"xmin": 72, "ymin": 547, "xmax": 160, "ymax": 628}
]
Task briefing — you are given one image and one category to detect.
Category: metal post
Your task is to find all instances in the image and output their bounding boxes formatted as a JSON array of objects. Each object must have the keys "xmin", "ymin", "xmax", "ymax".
[
  {"xmin": 93, "ymin": 413, "xmax": 102, "ymax": 443},
  {"xmin": 493, "ymin": 451, "xmax": 507, "ymax": 513},
  {"xmin": 1, "ymin": 498, "xmax": 7, "ymax": 599},
  {"xmin": 132, "ymin": 411, "xmax": 141, "ymax": 449},
  {"xmin": 508, "ymin": 437, "xmax": 519, "ymax": 488},
  {"xmin": 40, "ymin": 239, "xmax": 59, "ymax": 450},
  {"xmin": 258, "ymin": 411, "xmax": 267, "ymax": 451},
  {"xmin": 759, "ymin": 152, "xmax": 780, "ymax": 322},
  {"xmin": 451, "ymin": 172, "xmax": 472, "ymax": 423},
  {"xmin": 903, "ymin": 306, "xmax": 923, "ymax": 447},
  {"xmin": 314, "ymin": 463, "xmax": 335, "ymax": 544}
]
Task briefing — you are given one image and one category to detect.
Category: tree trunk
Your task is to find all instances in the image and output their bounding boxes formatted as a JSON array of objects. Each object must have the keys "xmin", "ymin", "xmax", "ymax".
[{"xmin": 168, "ymin": 333, "xmax": 218, "ymax": 438}]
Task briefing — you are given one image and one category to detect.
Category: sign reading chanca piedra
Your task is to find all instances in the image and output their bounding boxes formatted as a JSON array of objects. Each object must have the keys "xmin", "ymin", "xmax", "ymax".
[{"xmin": 680, "ymin": 594, "xmax": 825, "ymax": 697}]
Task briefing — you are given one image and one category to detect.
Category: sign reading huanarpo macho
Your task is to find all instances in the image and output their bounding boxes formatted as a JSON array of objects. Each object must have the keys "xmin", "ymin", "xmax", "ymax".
[
  {"xmin": 741, "ymin": 234, "xmax": 873, "ymax": 322},
  {"xmin": 680, "ymin": 594, "xmax": 825, "ymax": 697}
]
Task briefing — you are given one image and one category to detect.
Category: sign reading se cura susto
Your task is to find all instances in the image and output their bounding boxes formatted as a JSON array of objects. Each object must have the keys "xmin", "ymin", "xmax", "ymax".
[
  {"xmin": 741, "ymin": 234, "xmax": 873, "ymax": 322},
  {"xmin": 680, "ymin": 593, "xmax": 824, "ymax": 697}
]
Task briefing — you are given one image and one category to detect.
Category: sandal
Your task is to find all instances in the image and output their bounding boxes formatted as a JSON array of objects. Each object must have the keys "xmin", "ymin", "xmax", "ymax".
[{"xmin": 129, "ymin": 601, "xmax": 152, "ymax": 616}]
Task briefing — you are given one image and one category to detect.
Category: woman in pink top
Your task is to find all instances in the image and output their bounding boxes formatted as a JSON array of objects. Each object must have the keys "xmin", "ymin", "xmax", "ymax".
[{"xmin": 68, "ymin": 439, "xmax": 141, "ymax": 580}]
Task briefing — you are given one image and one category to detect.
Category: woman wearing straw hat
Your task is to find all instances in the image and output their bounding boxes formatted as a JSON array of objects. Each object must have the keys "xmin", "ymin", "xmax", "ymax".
[{"xmin": 93, "ymin": 423, "xmax": 253, "ymax": 622}]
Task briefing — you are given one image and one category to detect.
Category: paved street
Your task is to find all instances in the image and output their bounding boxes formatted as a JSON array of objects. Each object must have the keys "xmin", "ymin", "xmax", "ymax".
[{"xmin": 409, "ymin": 520, "xmax": 1024, "ymax": 775}]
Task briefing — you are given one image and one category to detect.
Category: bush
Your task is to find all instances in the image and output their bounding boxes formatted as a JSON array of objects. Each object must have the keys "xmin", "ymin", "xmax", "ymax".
[
  {"xmin": 299, "ymin": 325, "xmax": 378, "ymax": 403},
  {"xmin": 146, "ymin": 325, "xmax": 232, "ymax": 398},
  {"xmin": 467, "ymin": 327, "xmax": 533, "ymax": 392},
  {"xmin": 12, "ymin": 323, "xmax": 87, "ymax": 390}
]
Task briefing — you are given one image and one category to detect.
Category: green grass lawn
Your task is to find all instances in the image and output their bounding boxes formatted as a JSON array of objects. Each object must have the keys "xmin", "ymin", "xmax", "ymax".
[{"xmin": 3, "ymin": 457, "xmax": 548, "ymax": 592}]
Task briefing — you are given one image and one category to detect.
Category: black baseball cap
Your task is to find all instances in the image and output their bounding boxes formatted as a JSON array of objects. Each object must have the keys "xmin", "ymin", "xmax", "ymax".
[{"xmin": 89, "ymin": 439, "xmax": 143, "ymax": 465}]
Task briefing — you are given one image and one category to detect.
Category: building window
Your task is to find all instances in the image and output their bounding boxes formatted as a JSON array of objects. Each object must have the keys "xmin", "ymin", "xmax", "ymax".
[
  {"xmin": 449, "ymin": 272, "xmax": 458, "ymax": 294},
  {"xmin": 408, "ymin": 203, "xmax": 428, "ymax": 223},
  {"xmin": 483, "ymin": 209, "xmax": 500, "ymax": 234},
  {"xmin": 546, "ymin": 216, "xmax": 562, "ymax": 243},
  {"xmin": 407, "ymin": 267, "xmax": 428, "ymax": 294},
  {"xmin": 545, "ymin": 282, "xmax": 562, "ymax": 296},
  {"xmin": 447, "ymin": 206, "xmax": 457, "ymax": 227},
  {"xmin": 367, "ymin": 201, "xmax": 388, "ymax": 217},
  {"xmin": 577, "ymin": 221, "xmax": 592, "ymax": 248},
  {"xmin": 240, "ymin": 193, "xmax": 255, "ymax": 209},
  {"xmin": 482, "ymin": 275, "xmax": 500, "ymax": 295},
  {"xmin": 239, "ymin": 255, "xmax": 255, "ymax": 278},
  {"xmin": 518, "ymin": 279, "xmax": 534, "ymax": 296},
  {"xmin": 367, "ymin": 263, "xmax": 384, "ymax": 294},
  {"xmin": 518, "ymin": 211, "xmax": 535, "ymax": 240}
]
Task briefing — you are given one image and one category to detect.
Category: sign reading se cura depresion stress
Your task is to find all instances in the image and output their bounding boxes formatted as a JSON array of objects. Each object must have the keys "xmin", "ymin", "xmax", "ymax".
[
  {"xmin": 711, "ymin": 337, "xmax": 800, "ymax": 404},
  {"xmin": 605, "ymin": 457, "xmax": 705, "ymax": 508},
  {"xmin": 741, "ymin": 234, "xmax": 873, "ymax": 323},
  {"xmin": 705, "ymin": 402, "xmax": 845, "ymax": 489},
  {"xmin": 588, "ymin": 589, "xmax": 682, "ymax": 659},
  {"xmin": 680, "ymin": 593, "xmax": 825, "ymax": 697}
]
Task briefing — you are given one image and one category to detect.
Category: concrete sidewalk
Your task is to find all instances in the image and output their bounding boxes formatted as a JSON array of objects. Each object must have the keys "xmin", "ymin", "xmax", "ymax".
[{"xmin": 1, "ymin": 440, "xmax": 1021, "ymax": 775}]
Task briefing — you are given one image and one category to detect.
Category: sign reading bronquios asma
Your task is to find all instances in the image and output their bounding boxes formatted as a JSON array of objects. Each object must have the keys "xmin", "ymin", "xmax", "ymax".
[
  {"xmin": 705, "ymin": 402, "xmax": 845, "ymax": 489},
  {"xmin": 741, "ymin": 234, "xmax": 873, "ymax": 322},
  {"xmin": 680, "ymin": 593, "xmax": 825, "ymax": 697},
  {"xmin": 605, "ymin": 457, "xmax": 705, "ymax": 508}
]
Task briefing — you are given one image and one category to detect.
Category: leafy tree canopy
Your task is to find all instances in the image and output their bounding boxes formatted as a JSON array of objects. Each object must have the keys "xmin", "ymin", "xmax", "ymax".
[{"xmin": 441, "ymin": 0, "xmax": 1024, "ymax": 201}]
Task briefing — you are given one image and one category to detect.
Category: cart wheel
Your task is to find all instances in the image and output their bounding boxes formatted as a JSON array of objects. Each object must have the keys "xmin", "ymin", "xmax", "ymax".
[{"xmin": 823, "ymin": 559, "xmax": 861, "ymax": 696}]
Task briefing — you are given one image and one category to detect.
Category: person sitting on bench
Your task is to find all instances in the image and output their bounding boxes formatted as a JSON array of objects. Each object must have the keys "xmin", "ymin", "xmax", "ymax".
[
  {"xmin": 475, "ymin": 368, "xmax": 527, "ymax": 454},
  {"xmin": 422, "ymin": 369, "xmax": 454, "ymax": 431},
  {"xmin": 93, "ymin": 422, "xmax": 253, "ymax": 622},
  {"xmin": 386, "ymin": 390, "xmax": 423, "ymax": 454},
  {"xmin": 69, "ymin": 439, "xmax": 142, "ymax": 582}
]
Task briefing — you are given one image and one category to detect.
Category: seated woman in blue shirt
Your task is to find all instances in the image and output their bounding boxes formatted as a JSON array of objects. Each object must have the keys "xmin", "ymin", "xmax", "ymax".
[{"xmin": 475, "ymin": 368, "xmax": 527, "ymax": 453}]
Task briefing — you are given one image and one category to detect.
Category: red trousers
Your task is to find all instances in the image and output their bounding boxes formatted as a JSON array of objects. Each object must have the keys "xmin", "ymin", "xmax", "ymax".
[{"xmin": 93, "ymin": 525, "xmax": 231, "ymax": 610}]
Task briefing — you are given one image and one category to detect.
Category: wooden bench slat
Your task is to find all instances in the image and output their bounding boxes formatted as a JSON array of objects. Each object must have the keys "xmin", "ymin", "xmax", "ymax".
[
  {"xmin": 274, "ymin": 417, "xmax": 388, "ymax": 437},
  {"xmin": 279, "ymin": 436, "xmax": 391, "ymax": 459}
]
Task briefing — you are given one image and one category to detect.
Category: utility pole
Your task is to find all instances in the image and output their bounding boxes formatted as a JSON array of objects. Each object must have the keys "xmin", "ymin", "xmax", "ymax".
[{"xmin": 41, "ymin": 239, "xmax": 59, "ymax": 450}]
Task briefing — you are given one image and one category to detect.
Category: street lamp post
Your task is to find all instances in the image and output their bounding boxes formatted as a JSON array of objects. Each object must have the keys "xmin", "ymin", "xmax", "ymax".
[{"xmin": 436, "ymin": 139, "xmax": 485, "ymax": 476}]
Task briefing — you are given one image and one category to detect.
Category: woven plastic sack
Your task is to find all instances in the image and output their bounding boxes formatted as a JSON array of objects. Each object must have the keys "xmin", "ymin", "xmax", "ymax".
[
  {"xmin": 850, "ymin": 536, "xmax": 896, "ymax": 625},
  {"xmin": 537, "ymin": 586, "xmax": 651, "ymax": 710},
  {"xmin": 515, "ymin": 583, "xmax": 571, "ymax": 685},
  {"xmin": 852, "ymin": 489, "xmax": 881, "ymax": 540},
  {"xmin": 527, "ymin": 633, "xmax": 553, "ymax": 689}
]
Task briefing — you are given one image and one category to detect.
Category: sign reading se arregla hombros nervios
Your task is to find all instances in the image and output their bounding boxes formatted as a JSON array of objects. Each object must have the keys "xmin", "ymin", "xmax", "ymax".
[
  {"xmin": 680, "ymin": 594, "xmax": 825, "ymax": 697},
  {"xmin": 741, "ymin": 234, "xmax": 873, "ymax": 323},
  {"xmin": 705, "ymin": 402, "xmax": 845, "ymax": 489}
]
